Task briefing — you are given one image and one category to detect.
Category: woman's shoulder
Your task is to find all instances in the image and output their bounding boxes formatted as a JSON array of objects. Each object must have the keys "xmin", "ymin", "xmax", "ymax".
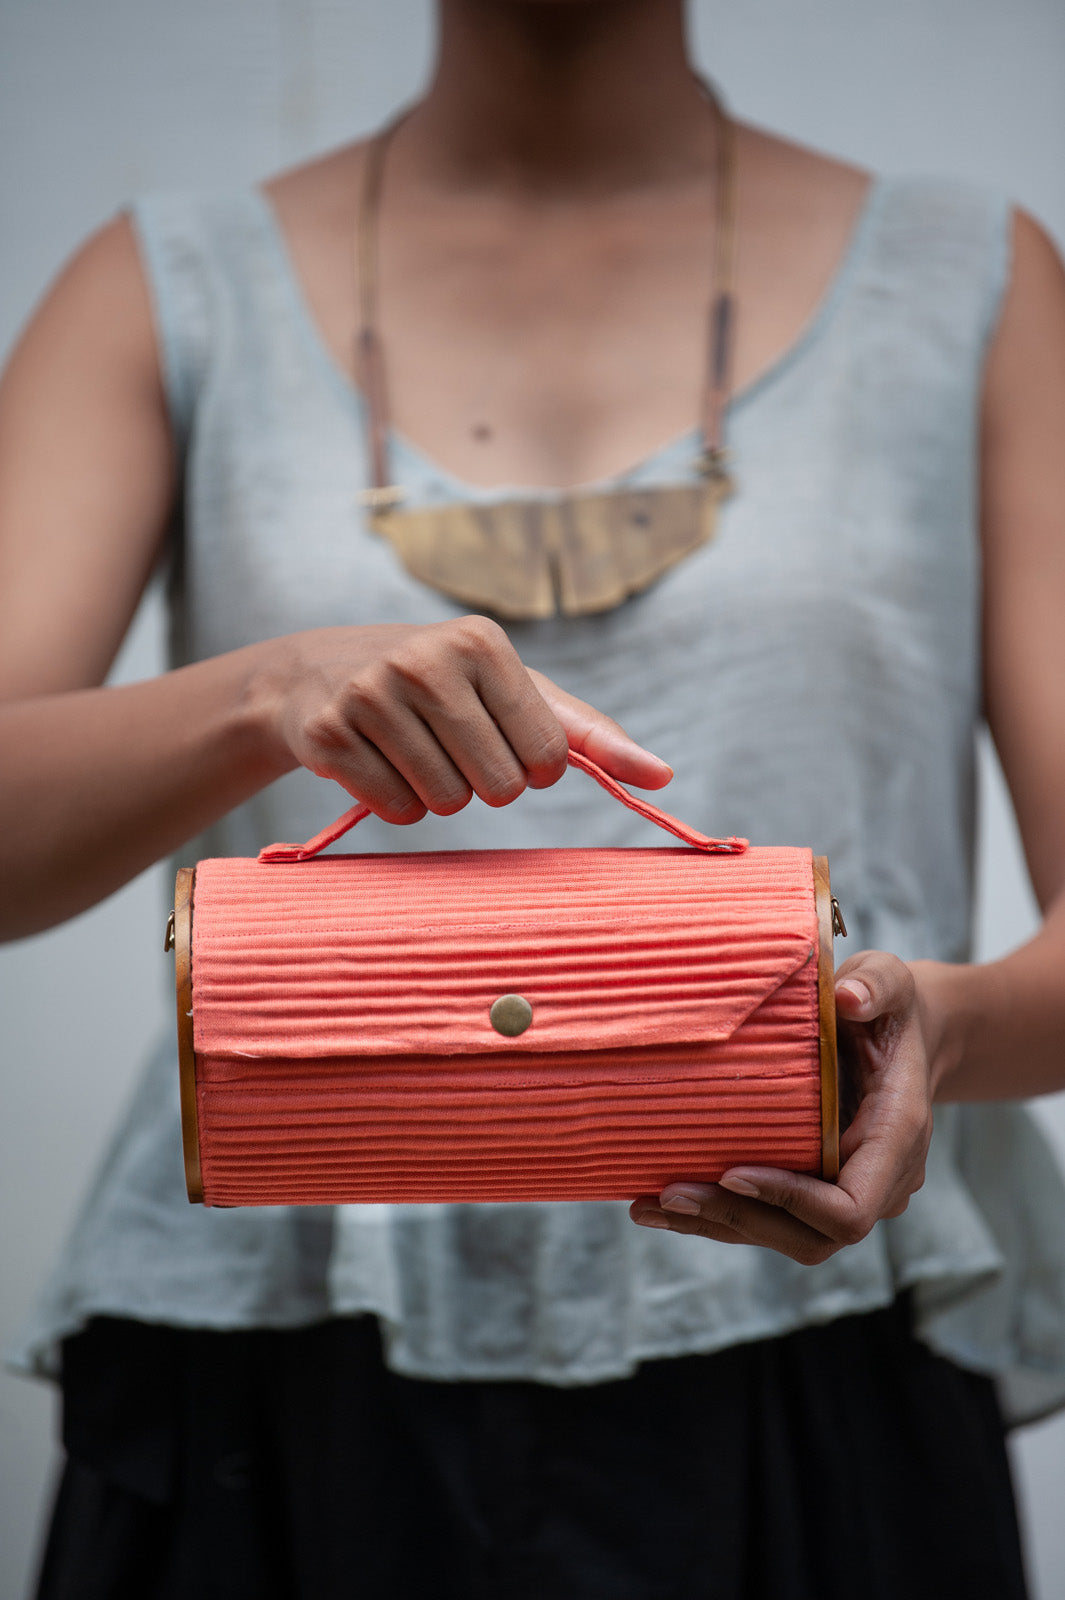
[
  {"xmin": 257, "ymin": 141, "xmax": 369, "ymax": 330},
  {"xmin": 730, "ymin": 122, "xmax": 1011, "ymax": 383},
  {"xmin": 737, "ymin": 122, "xmax": 872, "ymax": 212},
  {"xmin": 260, "ymin": 138, "xmax": 367, "ymax": 226},
  {"xmin": 128, "ymin": 185, "xmax": 276, "ymax": 262},
  {"xmin": 738, "ymin": 117, "xmax": 1009, "ymax": 240}
]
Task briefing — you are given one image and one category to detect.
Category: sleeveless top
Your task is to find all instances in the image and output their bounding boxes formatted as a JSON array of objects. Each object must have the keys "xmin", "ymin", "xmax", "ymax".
[{"xmin": 13, "ymin": 176, "xmax": 1065, "ymax": 1425}]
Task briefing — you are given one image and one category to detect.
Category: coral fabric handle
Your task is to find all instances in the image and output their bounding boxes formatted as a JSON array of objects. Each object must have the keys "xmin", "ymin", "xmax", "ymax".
[{"xmin": 259, "ymin": 750, "xmax": 748, "ymax": 863}]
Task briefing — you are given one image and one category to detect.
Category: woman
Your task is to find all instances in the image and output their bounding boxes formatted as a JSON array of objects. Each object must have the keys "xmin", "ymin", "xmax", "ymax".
[{"xmin": 4, "ymin": 2, "xmax": 1065, "ymax": 1595}]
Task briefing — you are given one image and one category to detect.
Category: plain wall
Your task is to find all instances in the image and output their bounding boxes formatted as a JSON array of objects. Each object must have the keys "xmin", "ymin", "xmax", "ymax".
[{"xmin": 2, "ymin": 2, "xmax": 1064, "ymax": 1595}]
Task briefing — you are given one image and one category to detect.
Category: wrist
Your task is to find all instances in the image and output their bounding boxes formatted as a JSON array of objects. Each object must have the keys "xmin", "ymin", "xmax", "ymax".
[
  {"xmin": 908, "ymin": 958, "xmax": 972, "ymax": 1099},
  {"xmin": 228, "ymin": 635, "xmax": 302, "ymax": 783}
]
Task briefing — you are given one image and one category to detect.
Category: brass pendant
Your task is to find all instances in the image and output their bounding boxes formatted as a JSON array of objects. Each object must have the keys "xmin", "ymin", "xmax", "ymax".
[{"xmin": 369, "ymin": 473, "xmax": 734, "ymax": 620}]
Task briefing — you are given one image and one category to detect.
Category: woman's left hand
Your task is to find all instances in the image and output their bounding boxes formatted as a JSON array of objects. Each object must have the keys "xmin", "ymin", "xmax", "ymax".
[{"xmin": 629, "ymin": 952, "xmax": 934, "ymax": 1265}]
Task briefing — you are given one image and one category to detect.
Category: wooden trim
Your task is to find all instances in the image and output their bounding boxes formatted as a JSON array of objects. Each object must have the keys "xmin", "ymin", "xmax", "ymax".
[
  {"xmin": 813, "ymin": 856, "xmax": 840, "ymax": 1181},
  {"xmin": 173, "ymin": 867, "xmax": 203, "ymax": 1204}
]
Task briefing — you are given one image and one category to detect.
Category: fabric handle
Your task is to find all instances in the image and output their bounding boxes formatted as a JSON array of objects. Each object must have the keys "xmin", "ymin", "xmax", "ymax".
[{"xmin": 258, "ymin": 749, "xmax": 748, "ymax": 863}]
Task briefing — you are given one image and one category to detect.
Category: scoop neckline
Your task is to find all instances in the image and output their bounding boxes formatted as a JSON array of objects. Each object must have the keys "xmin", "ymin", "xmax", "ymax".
[{"xmin": 251, "ymin": 173, "xmax": 888, "ymax": 498}]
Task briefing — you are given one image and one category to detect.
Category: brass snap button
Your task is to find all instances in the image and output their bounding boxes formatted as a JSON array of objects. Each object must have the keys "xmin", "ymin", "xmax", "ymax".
[{"xmin": 490, "ymin": 994, "xmax": 533, "ymax": 1037}]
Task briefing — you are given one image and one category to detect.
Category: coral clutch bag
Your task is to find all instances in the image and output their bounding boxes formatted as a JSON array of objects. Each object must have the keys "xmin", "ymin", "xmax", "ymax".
[{"xmin": 169, "ymin": 752, "xmax": 843, "ymax": 1207}]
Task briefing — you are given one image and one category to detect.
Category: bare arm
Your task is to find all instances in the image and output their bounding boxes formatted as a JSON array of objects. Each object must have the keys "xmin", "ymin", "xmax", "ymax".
[
  {"xmin": 915, "ymin": 208, "xmax": 1065, "ymax": 1101},
  {"xmin": 633, "ymin": 207, "xmax": 1065, "ymax": 1259},
  {"xmin": 0, "ymin": 219, "xmax": 670, "ymax": 941}
]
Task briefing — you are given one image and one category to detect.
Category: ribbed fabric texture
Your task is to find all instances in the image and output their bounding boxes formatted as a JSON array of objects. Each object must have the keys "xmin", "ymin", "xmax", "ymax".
[{"xmin": 191, "ymin": 845, "xmax": 822, "ymax": 1204}]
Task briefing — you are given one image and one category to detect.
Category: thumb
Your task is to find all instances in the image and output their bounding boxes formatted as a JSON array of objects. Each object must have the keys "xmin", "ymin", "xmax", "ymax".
[
  {"xmin": 528, "ymin": 670, "xmax": 674, "ymax": 791},
  {"xmin": 835, "ymin": 951, "xmax": 916, "ymax": 1022}
]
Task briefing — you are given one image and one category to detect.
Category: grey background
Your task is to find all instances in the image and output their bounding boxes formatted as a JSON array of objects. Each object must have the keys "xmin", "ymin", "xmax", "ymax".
[{"xmin": 1, "ymin": 1, "xmax": 1064, "ymax": 1594}]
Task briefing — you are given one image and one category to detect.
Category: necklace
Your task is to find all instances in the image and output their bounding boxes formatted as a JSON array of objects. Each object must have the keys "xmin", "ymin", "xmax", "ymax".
[{"xmin": 355, "ymin": 85, "xmax": 737, "ymax": 621}]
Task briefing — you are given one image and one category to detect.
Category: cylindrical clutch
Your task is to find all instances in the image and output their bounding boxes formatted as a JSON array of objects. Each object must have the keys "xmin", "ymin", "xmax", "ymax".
[{"xmin": 171, "ymin": 754, "xmax": 842, "ymax": 1207}]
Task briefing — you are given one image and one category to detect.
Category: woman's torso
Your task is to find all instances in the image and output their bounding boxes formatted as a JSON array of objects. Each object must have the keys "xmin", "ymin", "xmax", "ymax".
[{"xmin": 17, "ymin": 141, "xmax": 1065, "ymax": 1425}]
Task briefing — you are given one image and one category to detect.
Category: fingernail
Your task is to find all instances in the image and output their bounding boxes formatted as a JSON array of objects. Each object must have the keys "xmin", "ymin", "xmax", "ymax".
[
  {"xmin": 634, "ymin": 1211, "xmax": 671, "ymax": 1229},
  {"xmin": 837, "ymin": 979, "xmax": 871, "ymax": 1008},
  {"xmin": 719, "ymin": 1175, "xmax": 760, "ymax": 1198},
  {"xmin": 662, "ymin": 1194, "xmax": 701, "ymax": 1216}
]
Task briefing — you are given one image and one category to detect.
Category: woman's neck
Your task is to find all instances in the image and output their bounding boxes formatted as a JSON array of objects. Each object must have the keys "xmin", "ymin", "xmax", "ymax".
[{"xmin": 404, "ymin": 0, "xmax": 714, "ymax": 197}]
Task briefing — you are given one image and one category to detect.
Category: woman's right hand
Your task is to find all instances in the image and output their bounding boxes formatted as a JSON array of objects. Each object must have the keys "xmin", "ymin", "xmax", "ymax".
[
  {"xmin": 261, "ymin": 615, "xmax": 673, "ymax": 824},
  {"xmin": 0, "ymin": 218, "xmax": 670, "ymax": 936},
  {"xmin": 0, "ymin": 615, "xmax": 670, "ymax": 940}
]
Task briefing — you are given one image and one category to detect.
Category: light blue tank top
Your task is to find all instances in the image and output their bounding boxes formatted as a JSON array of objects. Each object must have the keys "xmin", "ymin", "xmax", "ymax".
[{"xmin": 16, "ymin": 176, "xmax": 1065, "ymax": 1423}]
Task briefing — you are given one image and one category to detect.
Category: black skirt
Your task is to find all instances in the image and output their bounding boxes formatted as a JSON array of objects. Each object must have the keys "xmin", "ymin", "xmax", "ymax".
[{"xmin": 34, "ymin": 1300, "xmax": 1028, "ymax": 1600}]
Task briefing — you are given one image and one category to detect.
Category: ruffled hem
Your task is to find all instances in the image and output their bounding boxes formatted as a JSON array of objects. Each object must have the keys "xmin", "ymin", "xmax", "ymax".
[{"xmin": 10, "ymin": 1048, "xmax": 1065, "ymax": 1429}]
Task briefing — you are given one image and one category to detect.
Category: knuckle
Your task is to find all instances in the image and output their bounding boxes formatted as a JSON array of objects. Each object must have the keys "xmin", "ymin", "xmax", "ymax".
[
  {"xmin": 710, "ymin": 1197, "xmax": 748, "ymax": 1235},
  {"xmin": 527, "ymin": 724, "xmax": 570, "ymax": 775},
  {"xmin": 835, "ymin": 1214, "xmax": 869, "ymax": 1248},
  {"xmin": 896, "ymin": 1109, "xmax": 933, "ymax": 1169},
  {"xmin": 795, "ymin": 1236, "xmax": 837, "ymax": 1267},
  {"xmin": 884, "ymin": 1162, "xmax": 926, "ymax": 1221},
  {"xmin": 840, "ymin": 950, "xmax": 916, "ymax": 1014},
  {"xmin": 376, "ymin": 789, "xmax": 425, "ymax": 825},
  {"xmin": 872, "ymin": 952, "xmax": 916, "ymax": 1007},
  {"xmin": 451, "ymin": 613, "xmax": 509, "ymax": 661},
  {"xmin": 388, "ymin": 642, "xmax": 445, "ymax": 701},
  {"xmin": 426, "ymin": 780, "xmax": 473, "ymax": 817},
  {"xmin": 597, "ymin": 710, "xmax": 628, "ymax": 741},
  {"xmin": 337, "ymin": 672, "xmax": 388, "ymax": 729},
  {"xmin": 892, "ymin": 1109, "xmax": 925, "ymax": 1155},
  {"xmin": 479, "ymin": 767, "xmax": 527, "ymax": 808},
  {"xmin": 302, "ymin": 705, "xmax": 352, "ymax": 759},
  {"xmin": 911, "ymin": 1113, "xmax": 934, "ymax": 1158}
]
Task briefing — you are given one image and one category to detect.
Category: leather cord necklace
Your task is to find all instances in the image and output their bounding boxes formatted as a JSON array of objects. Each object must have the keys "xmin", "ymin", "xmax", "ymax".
[{"xmin": 355, "ymin": 84, "xmax": 737, "ymax": 621}]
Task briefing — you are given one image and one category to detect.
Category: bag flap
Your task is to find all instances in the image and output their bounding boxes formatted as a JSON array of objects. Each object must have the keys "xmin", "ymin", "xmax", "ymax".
[{"xmin": 191, "ymin": 846, "xmax": 818, "ymax": 1061}]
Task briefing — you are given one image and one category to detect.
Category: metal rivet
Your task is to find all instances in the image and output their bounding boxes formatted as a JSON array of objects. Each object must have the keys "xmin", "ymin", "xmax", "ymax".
[{"xmin": 490, "ymin": 994, "xmax": 533, "ymax": 1036}]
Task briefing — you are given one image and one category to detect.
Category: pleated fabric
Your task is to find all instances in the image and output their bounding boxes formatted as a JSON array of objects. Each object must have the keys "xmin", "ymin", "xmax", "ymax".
[{"xmin": 189, "ymin": 845, "xmax": 823, "ymax": 1205}]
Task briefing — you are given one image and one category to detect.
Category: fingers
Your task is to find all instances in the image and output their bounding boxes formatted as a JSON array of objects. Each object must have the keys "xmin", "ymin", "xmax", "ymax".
[
  {"xmin": 448, "ymin": 619, "xmax": 570, "ymax": 791},
  {"xmin": 354, "ymin": 631, "xmax": 534, "ymax": 810},
  {"xmin": 632, "ymin": 1183, "xmax": 831, "ymax": 1261},
  {"xmin": 633, "ymin": 1155, "xmax": 920, "ymax": 1268},
  {"xmin": 653, "ymin": 1078, "xmax": 930, "ymax": 1264},
  {"xmin": 529, "ymin": 668, "xmax": 674, "ymax": 791},
  {"xmin": 290, "ymin": 702, "xmax": 429, "ymax": 824},
  {"xmin": 288, "ymin": 616, "xmax": 672, "ymax": 819},
  {"xmin": 629, "ymin": 949, "xmax": 935, "ymax": 1266},
  {"xmin": 450, "ymin": 628, "xmax": 671, "ymax": 792},
  {"xmin": 629, "ymin": 1194, "xmax": 749, "ymax": 1248},
  {"xmin": 636, "ymin": 1174, "xmax": 867, "ymax": 1266},
  {"xmin": 350, "ymin": 711, "xmax": 475, "ymax": 818},
  {"xmin": 835, "ymin": 949, "xmax": 916, "ymax": 1024},
  {"xmin": 631, "ymin": 1128, "xmax": 930, "ymax": 1267},
  {"xmin": 292, "ymin": 617, "xmax": 551, "ymax": 814}
]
